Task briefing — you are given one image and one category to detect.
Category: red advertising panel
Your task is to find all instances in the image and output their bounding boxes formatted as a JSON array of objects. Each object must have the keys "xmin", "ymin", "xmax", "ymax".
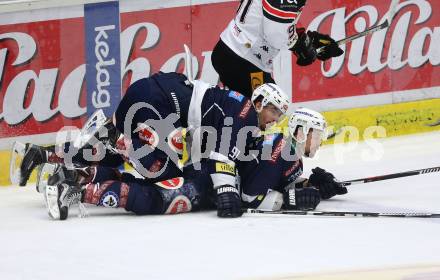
[
  {"xmin": 119, "ymin": 5, "xmax": 191, "ymax": 88},
  {"xmin": 0, "ymin": 18, "xmax": 86, "ymax": 138},
  {"xmin": 293, "ymin": 0, "xmax": 440, "ymax": 101},
  {"xmin": 0, "ymin": 0, "xmax": 439, "ymax": 140}
]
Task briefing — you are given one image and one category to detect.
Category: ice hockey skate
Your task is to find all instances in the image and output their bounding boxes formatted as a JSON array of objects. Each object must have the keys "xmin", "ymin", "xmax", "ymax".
[
  {"xmin": 9, "ymin": 110, "xmax": 115, "ymax": 187},
  {"xmin": 10, "ymin": 141, "xmax": 52, "ymax": 187},
  {"xmin": 44, "ymin": 164, "xmax": 87, "ymax": 220}
]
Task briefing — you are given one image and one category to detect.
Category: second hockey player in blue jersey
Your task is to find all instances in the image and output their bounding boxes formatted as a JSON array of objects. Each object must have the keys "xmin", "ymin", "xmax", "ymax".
[{"xmin": 239, "ymin": 108, "xmax": 348, "ymax": 211}]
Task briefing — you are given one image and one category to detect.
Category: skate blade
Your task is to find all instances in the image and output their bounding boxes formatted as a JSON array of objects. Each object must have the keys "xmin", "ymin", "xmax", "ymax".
[
  {"xmin": 9, "ymin": 141, "xmax": 26, "ymax": 185},
  {"xmin": 45, "ymin": 185, "xmax": 60, "ymax": 220},
  {"xmin": 36, "ymin": 163, "xmax": 57, "ymax": 193}
]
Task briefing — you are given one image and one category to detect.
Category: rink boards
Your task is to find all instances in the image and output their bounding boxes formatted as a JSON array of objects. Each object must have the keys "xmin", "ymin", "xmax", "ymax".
[
  {"xmin": 0, "ymin": 0, "xmax": 440, "ymax": 186},
  {"xmin": 1, "ymin": 97, "xmax": 439, "ymax": 185},
  {"xmin": 251, "ymin": 264, "xmax": 440, "ymax": 280}
]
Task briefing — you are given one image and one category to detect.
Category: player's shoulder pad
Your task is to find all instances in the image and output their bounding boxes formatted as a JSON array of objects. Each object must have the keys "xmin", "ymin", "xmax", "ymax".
[{"xmin": 262, "ymin": 0, "xmax": 306, "ymax": 23}]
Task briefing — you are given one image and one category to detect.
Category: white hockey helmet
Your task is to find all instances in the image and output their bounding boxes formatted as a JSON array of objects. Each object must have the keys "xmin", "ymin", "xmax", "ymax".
[
  {"xmin": 251, "ymin": 83, "xmax": 290, "ymax": 115},
  {"xmin": 289, "ymin": 107, "xmax": 327, "ymax": 158}
]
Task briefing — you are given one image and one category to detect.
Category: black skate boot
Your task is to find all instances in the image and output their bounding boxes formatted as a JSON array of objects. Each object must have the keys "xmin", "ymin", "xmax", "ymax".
[
  {"xmin": 19, "ymin": 143, "xmax": 53, "ymax": 186},
  {"xmin": 44, "ymin": 165, "xmax": 88, "ymax": 220}
]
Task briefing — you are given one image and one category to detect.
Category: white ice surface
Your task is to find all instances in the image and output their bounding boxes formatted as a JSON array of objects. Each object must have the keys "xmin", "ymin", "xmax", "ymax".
[{"xmin": 1, "ymin": 131, "xmax": 440, "ymax": 280}]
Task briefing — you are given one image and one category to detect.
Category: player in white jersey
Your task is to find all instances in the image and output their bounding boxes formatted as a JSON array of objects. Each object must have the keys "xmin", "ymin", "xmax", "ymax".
[{"xmin": 211, "ymin": 0, "xmax": 344, "ymax": 97}]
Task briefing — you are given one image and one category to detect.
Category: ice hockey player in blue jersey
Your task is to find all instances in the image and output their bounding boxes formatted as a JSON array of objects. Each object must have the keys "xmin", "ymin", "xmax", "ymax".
[
  {"xmin": 211, "ymin": 0, "xmax": 344, "ymax": 97},
  {"xmin": 39, "ymin": 107, "xmax": 346, "ymax": 221},
  {"xmin": 16, "ymin": 73, "xmax": 288, "ymax": 184},
  {"xmin": 22, "ymin": 73, "xmax": 291, "ymax": 219},
  {"xmin": 239, "ymin": 107, "xmax": 348, "ymax": 211}
]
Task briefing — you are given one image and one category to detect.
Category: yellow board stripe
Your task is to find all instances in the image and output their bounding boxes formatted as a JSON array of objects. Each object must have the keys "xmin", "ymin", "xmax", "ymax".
[{"xmin": 323, "ymin": 98, "xmax": 440, "ymax": 144}]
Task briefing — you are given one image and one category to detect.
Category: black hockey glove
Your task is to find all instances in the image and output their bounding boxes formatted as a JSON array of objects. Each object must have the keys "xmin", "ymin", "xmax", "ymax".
[
  {"xmin": 283, "ymin": 182, "xmax": 320, "ymax": 210},
  {"xmin": 290, "ymin": 28, "xmax": 317, "ymax": 66},
  {"xmin": 308, "ymin": 167, "xmax": 348, "ymax": 199},
  {"xmin": 308, "ymin": 31, "xmax": 344, "ymax": 61},
  {"xmin": 216, "ymin": 185, "xmax": 243, "ymax": 218}
]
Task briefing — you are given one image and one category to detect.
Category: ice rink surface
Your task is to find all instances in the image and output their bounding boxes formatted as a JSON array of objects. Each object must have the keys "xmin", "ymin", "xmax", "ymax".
[{"xmin": 1, "ymin": 131, "xmax": 440, "ymax": 280}]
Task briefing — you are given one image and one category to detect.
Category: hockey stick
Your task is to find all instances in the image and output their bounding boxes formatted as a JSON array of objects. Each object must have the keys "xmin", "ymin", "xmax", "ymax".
[
  {"xmin": 426, "ymin": 119, "xmax": 440, "ymax": 127},
  {"xmin": 326, "ymin": 127, "xmax": 343, "ymax": 140},
  {"xmin": 340, "ymin": 166, "xmax": 440, "ymax": 187},
  {"xmin": 317, "ymin": 0, "xmax": 399, "ymax": 53},
  {"xmin": 245, "ymin": 209, "xmax": 440, "ymax": 218},
  {"xmin": 183, "ymin": 44, "xmax": 195, "ymax": 84}
]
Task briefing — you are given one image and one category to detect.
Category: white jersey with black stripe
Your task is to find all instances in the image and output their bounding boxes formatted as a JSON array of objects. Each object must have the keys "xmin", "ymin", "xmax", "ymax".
[{"xmin": 220, "ymin": 0, "xmax": 306, "ymax": 72}]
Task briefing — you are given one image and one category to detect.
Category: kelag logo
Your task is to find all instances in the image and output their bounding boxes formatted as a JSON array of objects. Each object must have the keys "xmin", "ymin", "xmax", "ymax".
[{"xmin": 84, "ymin": 1, "xmax": 121, "ymax": 118}]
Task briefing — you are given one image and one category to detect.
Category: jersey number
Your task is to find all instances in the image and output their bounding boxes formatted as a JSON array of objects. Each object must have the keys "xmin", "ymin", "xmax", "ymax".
[{"xmin": 237, "ymin": 0, "xmax": 253, "ymax": 23}]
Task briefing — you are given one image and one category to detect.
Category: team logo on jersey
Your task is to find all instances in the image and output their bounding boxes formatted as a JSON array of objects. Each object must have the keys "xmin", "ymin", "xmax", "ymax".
[
  {"xmin": 136, "ymin": 123, "xmax": 159, "ymax": 148},
  {"xmin": 165, "ymin": 196, "xmax": 192, "ymax": 214},
  {"xmin": 88, "ymin": 181, "xmax": 114, "ymax": 204},
  {"xmin": 155, "ymin": 177, "xmax": 184, "ymax": 189},
  {"xmin": 99, "ymin": 191, "xmax": 119, "ymax": 208},
  {"xmin": 228, "ymin": 91, "xmax": 244, "ymax": 102},
  {"xmin": 260, "ymin": 45, "xmax": 270, "ymax": 53},
  {"xmin": 250, "ymin": 72, "xmax": 263, "ymax": 91},
  {"xmin": 270, "ymin": 138, "xmax": 286, "ymax": 163},
  {"xmin": 167, "ymin": 128, "xmax": 183, "ymax": 154},
  {"xmin": 239, "ymin": 100, "xmax": 252, "ymax": 119},
  {"xmin": 253, "ymin": 53, "xmax": 262, "ymax": 61}
]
